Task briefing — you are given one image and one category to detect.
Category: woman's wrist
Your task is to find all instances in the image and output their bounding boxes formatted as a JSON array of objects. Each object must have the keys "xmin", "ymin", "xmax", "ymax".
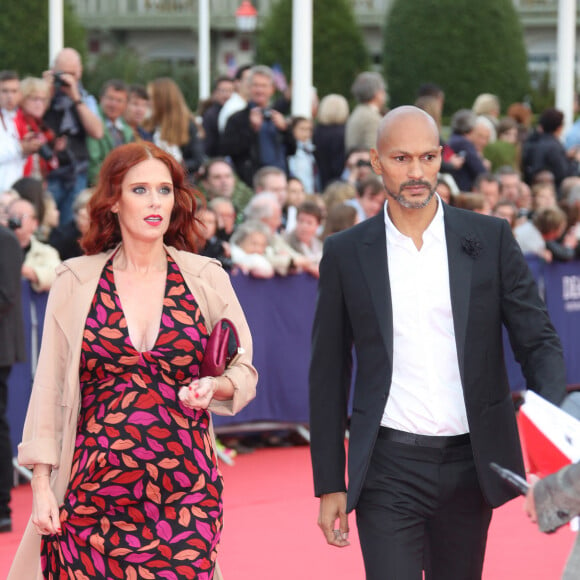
[{"xmin": 212, "ymin": 375, "xmax": 235, "ymax": 401}]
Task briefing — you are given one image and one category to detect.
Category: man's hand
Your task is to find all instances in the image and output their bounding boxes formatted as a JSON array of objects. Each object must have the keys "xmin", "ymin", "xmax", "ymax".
[
  {"xmin": 249, "ymin": 107, "xmax": 264, "ymax": 132},
  {"xmin": 20, "ymin": 133, "xmax": 43, "ymax": 156},
  {"xmin": 270, "ymin": 109, "xmax": 288, "ymax": 131},
  {"xmin": 318, "ymin": 492, "xmax": 350, "ymax": 547}
]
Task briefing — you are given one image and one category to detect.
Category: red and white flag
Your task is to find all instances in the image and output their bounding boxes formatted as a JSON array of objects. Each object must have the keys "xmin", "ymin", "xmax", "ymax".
[{"xmin": 518, "ymin": 390, "xmax": 580, "ymax": 478}]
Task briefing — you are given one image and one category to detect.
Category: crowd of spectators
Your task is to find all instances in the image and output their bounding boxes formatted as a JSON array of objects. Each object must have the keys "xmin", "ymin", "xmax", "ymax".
[{"xmin": 3, "ymin": 49, "xmax": 580, "ymax": 304}]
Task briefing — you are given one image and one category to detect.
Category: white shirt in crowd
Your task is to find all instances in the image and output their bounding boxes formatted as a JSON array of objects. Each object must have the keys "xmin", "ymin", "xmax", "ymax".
[{"xmin": 0, "ymin": 108, "xmax": 25, "ymax": 192}]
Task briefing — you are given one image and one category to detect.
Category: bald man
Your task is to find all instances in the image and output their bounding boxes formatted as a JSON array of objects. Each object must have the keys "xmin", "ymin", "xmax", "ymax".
[
  {"xmin": 43, "ymin": 47, "xmax": 103, "ymax": 226},
  {"xmin": 309, "ymin": 106, "xmax": 567, "ymax": 579}
]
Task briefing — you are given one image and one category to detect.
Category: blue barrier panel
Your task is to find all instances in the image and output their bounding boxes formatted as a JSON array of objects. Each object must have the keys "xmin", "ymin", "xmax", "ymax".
[
  {"xmin": 542, "ymin": 261, "xmax": 580, "ymax": 386},
  {"xmin": 7, "ymin": 281, "xmax": 48, "ymax": 456},
  {"xmin": 7, "ymin": 258, "xmax": 580, "ymax": 450},
  {"xmin": 213, "ymin": 273, "xmax": 318, "ymax": 427}
]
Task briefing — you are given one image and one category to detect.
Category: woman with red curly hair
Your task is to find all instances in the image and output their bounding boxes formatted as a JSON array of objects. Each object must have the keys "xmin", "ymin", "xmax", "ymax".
[{"xmin": 9, "ymin": 142, "xmax": 257, "ymax": 580}]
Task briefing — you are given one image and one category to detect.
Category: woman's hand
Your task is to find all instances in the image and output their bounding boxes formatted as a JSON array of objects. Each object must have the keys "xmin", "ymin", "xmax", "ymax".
[
  {"xmin": 31, "ymin": 474, "xmax": 61, "ymax": 536},
  {"xmin": 179, "ymin": 377, "xmax": 217, "ymax": 410}
]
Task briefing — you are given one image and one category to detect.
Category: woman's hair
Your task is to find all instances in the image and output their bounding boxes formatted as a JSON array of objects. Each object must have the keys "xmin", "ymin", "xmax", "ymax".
[
  {"xmin": 450, "ymin": 192, "xmax": 486, "ymax": 211},
  {"xmin": 11, "ymin": 177, "xmax": 46, "ymax": 224},
  {"xmin": 19, "ymin": 77, "xmax": 49, "ymax": 100},
  {"xmin": 507, "ymin": 102, "xmax": 532, "ymax": 128},
  {"xmin": 144, "ymin": 77, "xmax": 193, "ymax": 146},
  {"xmin": 73, "ymin": 187, "xmax": 94, "ymax": 215},
  {"xmin": 230, "ymin": 220, "xmax": 271, "ymax": 246},
  {"xmin": 533, "ymin": 206, "xmax": 567, "ymax": 235},
  {"xmin": 316, "ymin": 94, "xmax": 349, "ymax": 125},
  {"xmin": 321, "ymin": 203, "xmax": 358, "ymax": 239},
  {"xmin": 296, "ymin": 200, "xmax": 323, "ymax": 223},
  {"xmin": 81, "ymin": 142, "xmax": 203, "ymax": 254},
  {"xmin": 322, "ymin": 180, "xmax": 357, "ymax": 211},
  {"xmin": 472, "ymin": 93, "xmax": 500, "ymax": 117}
]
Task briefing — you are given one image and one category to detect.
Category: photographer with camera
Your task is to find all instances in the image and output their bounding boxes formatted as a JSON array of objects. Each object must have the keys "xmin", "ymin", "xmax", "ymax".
[
  {"xmin": 221, "ymin": 65, "xmax": 296, "ymax": 187},
  {"xmin": 5, "ymin": 197, "xmax": 60, "ymax": 293},
  {"xmin": 43, "ymin": 48, "xmax": 103, "ymax": 227},
  {"xmin": 14, "ymin": 77, "xmax": 64, "ymax": 181}
]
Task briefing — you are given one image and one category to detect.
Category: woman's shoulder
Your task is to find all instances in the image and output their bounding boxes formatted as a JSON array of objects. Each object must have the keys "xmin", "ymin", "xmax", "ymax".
[{"xmin": 55, "ymin": 251, "xmax": 113, "ymax": 282}]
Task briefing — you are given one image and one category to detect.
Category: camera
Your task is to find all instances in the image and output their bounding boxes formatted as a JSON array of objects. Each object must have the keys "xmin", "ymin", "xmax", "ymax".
[
  {"xmin": 7, "ymin": 216, "xmax": 22, "ymax": 230},
  {"xmin": 262, "ymin": 108, "xmax": 272, "ymax": 120},
  {"xmin": 53, "ymin": 71, "xmax": 70, "ymax": 91},
  {"xmin": 38, "ymin": 143, "xmax": 54, "ymax": 161}
]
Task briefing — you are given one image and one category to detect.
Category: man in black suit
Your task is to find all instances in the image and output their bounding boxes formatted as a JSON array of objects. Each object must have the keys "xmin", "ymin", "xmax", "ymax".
[
  {"xmin": 309, "ymin": 106, "xmax": 567, "ymax": 579},
  {"xmin": 220, "ymin": 65, "xmax": 295, "ymax": 187},
  {"xmin": 0, "ymin": 225, "xmax": 25, "ymax": 532}
]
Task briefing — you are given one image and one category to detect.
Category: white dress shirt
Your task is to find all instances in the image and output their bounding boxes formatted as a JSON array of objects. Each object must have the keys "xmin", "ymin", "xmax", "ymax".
[
  {"xmin": 381, "ymin": 196, "xmax": 469, "ymax": 435},
  {"xmin": 0, "ymin": 108, "xmax": 25, "ymax": 191}
]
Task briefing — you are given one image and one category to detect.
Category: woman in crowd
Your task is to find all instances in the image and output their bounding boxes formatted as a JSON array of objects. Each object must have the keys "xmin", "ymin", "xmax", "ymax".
[
  {"xmin": 15, "ymin": 78, "xmax": 64, "ymax": 181},
  {"xmin": 313, "ymin": 94, "xmax": 349, "ymax": 190},
  {"xmin": 230, "ymin": 220, "xmax": 275, "ymax": 278},
  {"xmin": 8, "ymin": 142, "xmax": 257, "ymax": 579},
  {"xmin": 284, "ymin": 201, "xmax": 323, "ymax": 277},
  {"xmin": 321, "ymin": 180, "xmax": 357, "ymax": 212},
  {"xmin": 321, "ymin": 202, "xmax": 359, "ymax": 240},
  {"xmin": 144, "ymin": 77, "xmax": 205, "ymax": 180}
]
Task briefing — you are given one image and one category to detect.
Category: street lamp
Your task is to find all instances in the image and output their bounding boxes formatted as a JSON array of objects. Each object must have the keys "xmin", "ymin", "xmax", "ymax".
[{"xmin": 235, "ymin": 1, "xmax": 258, "ymax": 33}]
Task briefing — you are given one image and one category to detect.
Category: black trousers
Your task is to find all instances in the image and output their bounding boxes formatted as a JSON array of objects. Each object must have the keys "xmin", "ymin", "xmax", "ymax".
[
  {"xmin": 0, "ymin": 366, "xmax": 13, "ymax": 519},
  {"xmin": 355, "ymin": 428, "xmax": 492, "ymax": 580}
]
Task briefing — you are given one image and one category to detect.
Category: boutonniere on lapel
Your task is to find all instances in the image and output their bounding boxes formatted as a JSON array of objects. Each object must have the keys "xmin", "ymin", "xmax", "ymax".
[{"xmin": 461, "ymin": 234, "xmax": 482, "ymax": 259}]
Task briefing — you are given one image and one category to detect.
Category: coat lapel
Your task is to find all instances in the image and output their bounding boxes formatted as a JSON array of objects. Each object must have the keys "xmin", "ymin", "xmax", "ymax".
[
  {"xmin": 357, "ymin": 214, "xmax": 393, "ymax": 361},
  {"xmin": 443, "ymin": 205, "xmax": 473, "ymax": 383}
]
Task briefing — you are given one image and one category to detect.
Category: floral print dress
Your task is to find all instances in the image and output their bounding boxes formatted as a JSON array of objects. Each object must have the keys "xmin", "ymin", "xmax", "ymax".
[{"xmin": 42, "ymin": 256, "xmax": 223, "ymax": 580}]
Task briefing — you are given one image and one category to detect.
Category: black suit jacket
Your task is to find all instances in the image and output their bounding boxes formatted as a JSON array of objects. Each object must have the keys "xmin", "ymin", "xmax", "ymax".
[
  {"xmin": 220, "ymin": 104, "xmax": 296, "ymax": 186},
  {"xmin": 0, "ymin": 226, "xmax": 25, "ymax": 367},
  {"xmin": 309, "ymin": 204, "xmax": 567, "ymax": 513}
]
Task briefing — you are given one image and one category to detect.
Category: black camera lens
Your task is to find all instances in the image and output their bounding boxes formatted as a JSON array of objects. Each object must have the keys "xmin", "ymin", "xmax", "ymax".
[
  {"xmin": 53, "ymin": 72, "xmax": 70, "ymax": 91},
  {"xmin": 7, "ymin": 216, "xmax": 22, "ymax": 230},
  {"xmin": 262, "ymin": 108, "xmax": 272, "ymax": 120},
  {"xmin": 38, "ymin": 143, "xmax": 54, "ymax": 161}
]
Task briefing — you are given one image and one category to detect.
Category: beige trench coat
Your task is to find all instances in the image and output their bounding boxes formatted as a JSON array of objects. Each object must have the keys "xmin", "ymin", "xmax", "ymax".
[{"xmin": 8, "ymin": 245, "xmax": 258, "ymax": 580}]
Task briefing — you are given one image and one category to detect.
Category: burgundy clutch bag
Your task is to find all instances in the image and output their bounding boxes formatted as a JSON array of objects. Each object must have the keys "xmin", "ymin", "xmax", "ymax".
[{"xmin": 200, "ymin": 318, "xmax": 244, "ymax": 377}]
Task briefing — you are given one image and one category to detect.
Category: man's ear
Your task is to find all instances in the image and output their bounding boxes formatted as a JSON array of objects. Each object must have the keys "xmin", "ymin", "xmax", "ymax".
[{"xmin": 370, "ymin": 148, "xmax": 382, "ymax": 176}]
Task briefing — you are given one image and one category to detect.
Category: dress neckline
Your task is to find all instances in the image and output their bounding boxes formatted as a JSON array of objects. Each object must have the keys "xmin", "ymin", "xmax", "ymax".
[{"xmin": 108, "ymin": 255, "xmax": 171, "ymax": 354}]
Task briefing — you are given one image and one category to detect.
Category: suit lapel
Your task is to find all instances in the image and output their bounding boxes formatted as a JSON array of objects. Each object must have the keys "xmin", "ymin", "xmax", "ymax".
[
  {"xmin": 443, "ymin": 205, "xmax": 473, "ymax": 383},
  {"xmin": 357, "ymin": 214, "xmax": 393, "ymax": 362}
]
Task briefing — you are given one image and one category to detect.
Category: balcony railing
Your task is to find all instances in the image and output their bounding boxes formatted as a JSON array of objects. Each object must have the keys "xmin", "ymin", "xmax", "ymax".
[
  {"xmin": 71, "ymin": 0, "xmax": 393, "ymax": 28},
  {"xmin": 70, "ymin": 0, "xmax": 564, "ymax": 31}
]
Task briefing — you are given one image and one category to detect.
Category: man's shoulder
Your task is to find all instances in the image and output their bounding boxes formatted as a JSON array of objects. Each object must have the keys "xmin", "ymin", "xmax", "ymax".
[{"xmin": 444, "ymin": 203, "xmax": 506, "ymax": 238}]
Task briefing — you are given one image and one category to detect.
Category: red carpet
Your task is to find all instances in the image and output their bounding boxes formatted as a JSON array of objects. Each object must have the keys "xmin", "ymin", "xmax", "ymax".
[{"xmin": 1, "ymin": 446, "xmax": 574, "ymax": 579}]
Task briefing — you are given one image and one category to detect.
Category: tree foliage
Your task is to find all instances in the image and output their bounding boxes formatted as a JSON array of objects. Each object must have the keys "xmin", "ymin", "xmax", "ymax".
[
  {"xmin": 0, "ymin": 0, "xmax": 86, "ymax": 76},
  {"xmin": 383, "ymin": 0, "xmax": 530, "ymax": 114},
  {"xmin": 257, "ymin": 0, "xmax": 370, "ymax": 101},
  {"xmin": 84, "ymin": 47, "xmax": 199, "ymax": 110}
]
